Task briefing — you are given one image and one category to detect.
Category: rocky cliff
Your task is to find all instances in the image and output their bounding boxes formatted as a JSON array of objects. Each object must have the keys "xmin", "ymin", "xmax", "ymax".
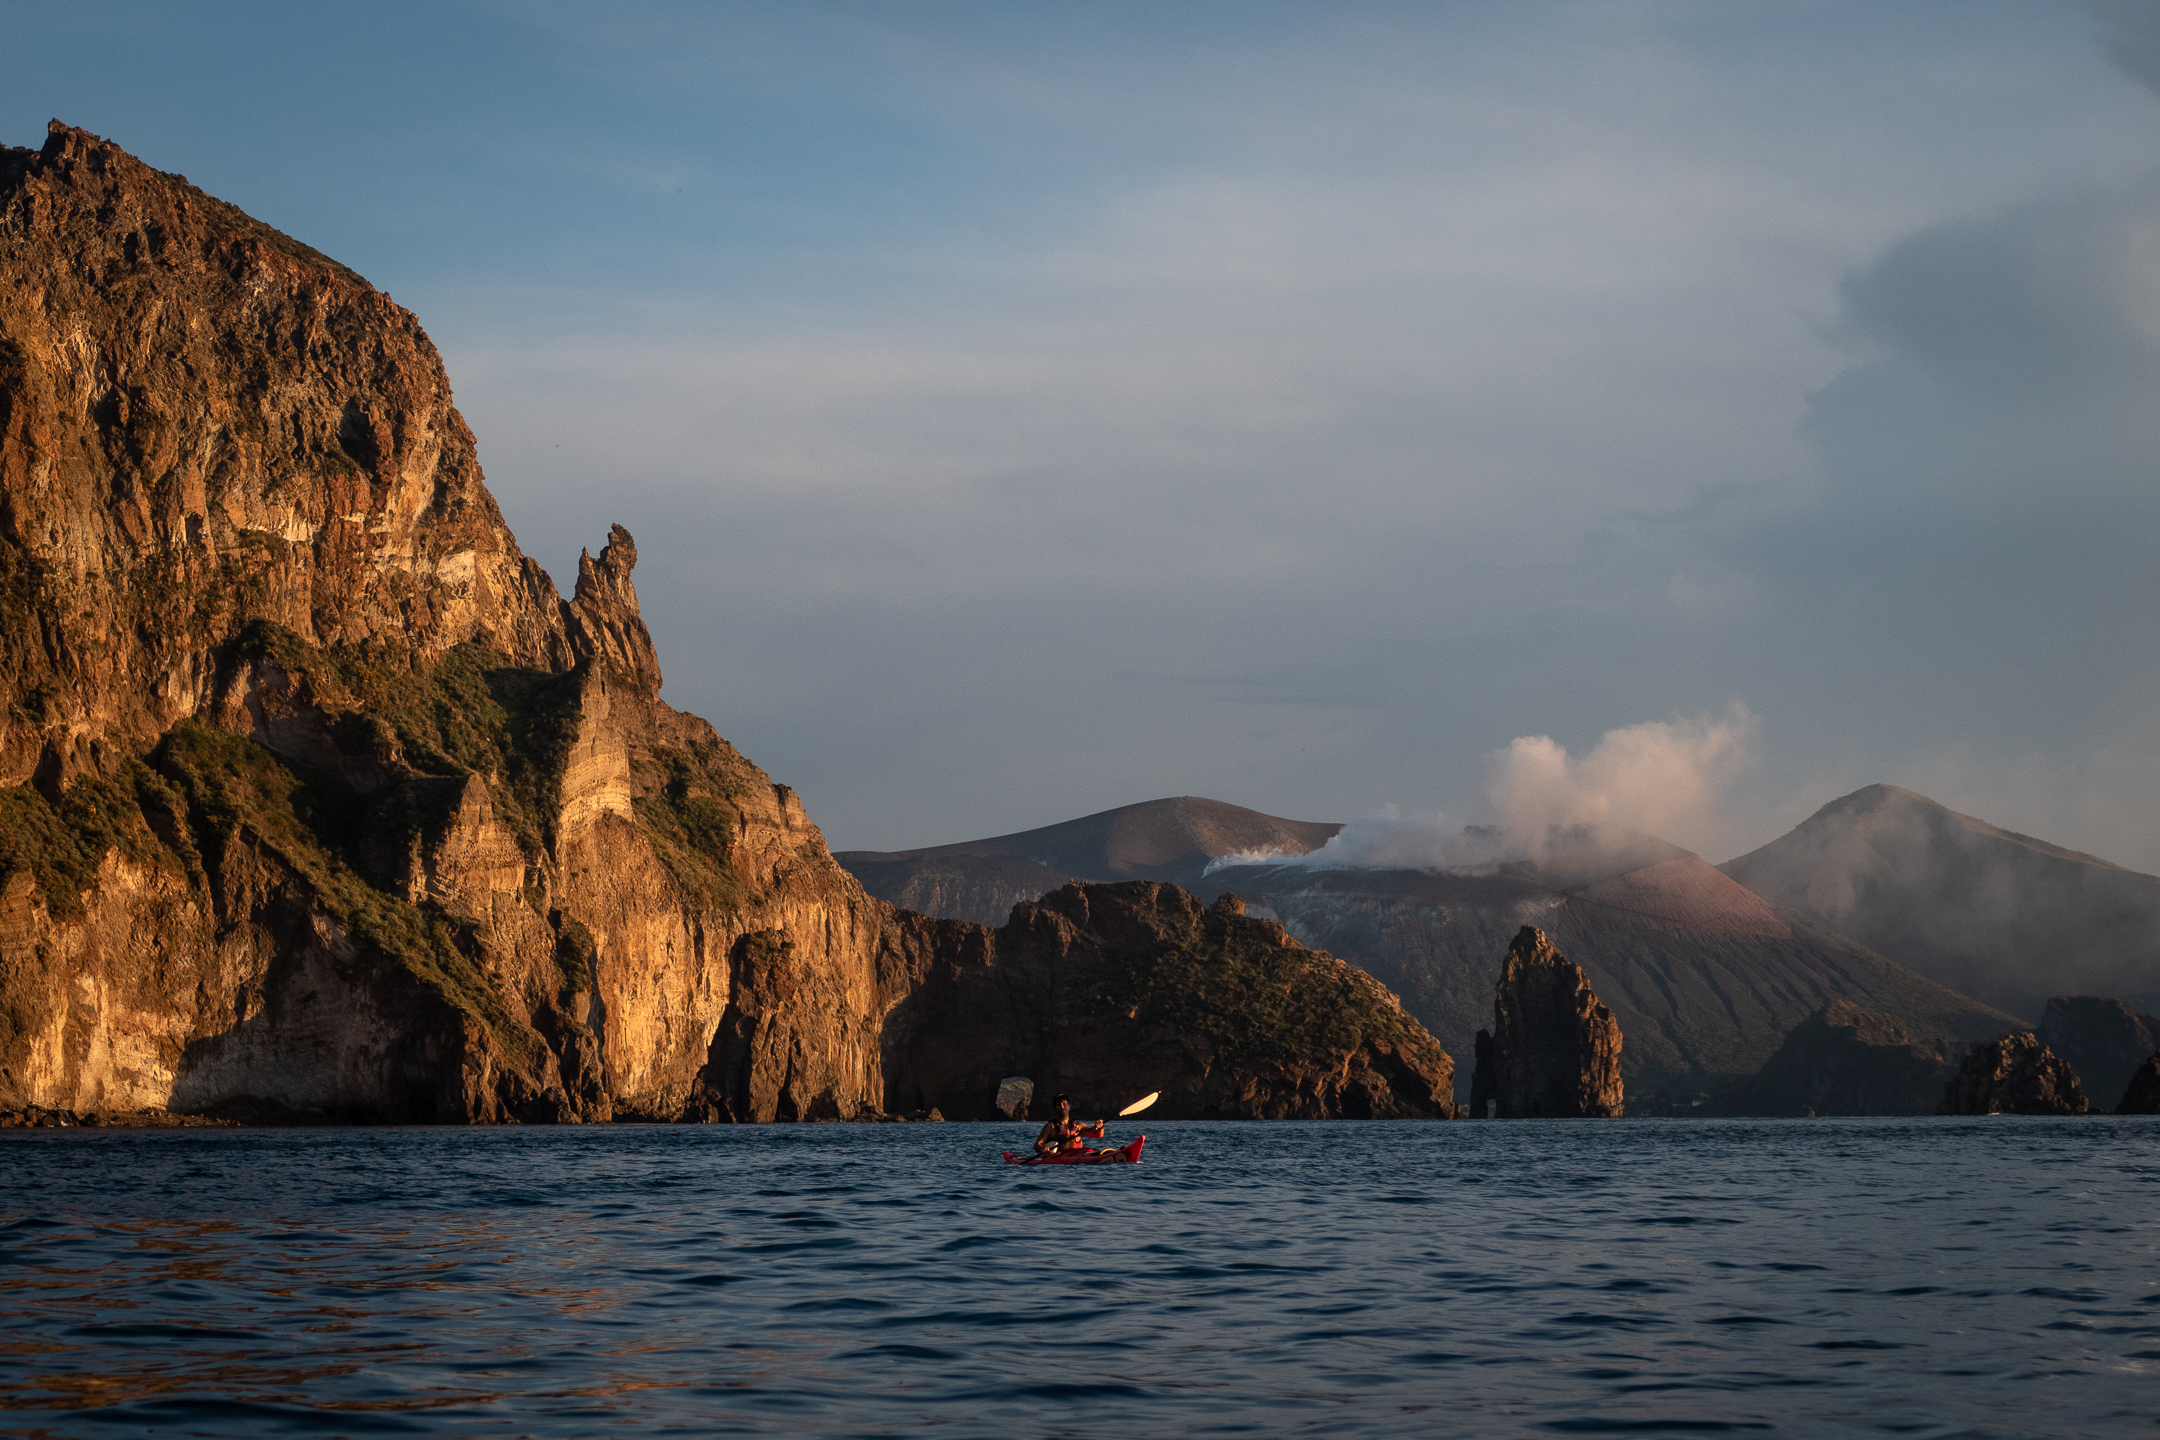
[
  {"xmin": 1468, "ymin": 926, "xmax": 1622, "ymax": 1118},
  {"xmin": 0, "ymin": 124, "xmax": 574, "ymax": 789},
  {"xmin": 0, "ymin": 123, "xmax": 1455, "ymax": 1125},
  {"xmin": 1706, "ymin": 1002, "xmax": 1958, "ymax": 1117},
  {"xmin": 1936, "ymin": 1033, "xmax": 2090, "ymax": 1116},
  {"xmin": 873, "ymin": 883, "xmax": 1457, "ymax": 1120},
  {"xmin": 2035, "ymin": 996, "xmax": 2160, "ymax": 1114}
]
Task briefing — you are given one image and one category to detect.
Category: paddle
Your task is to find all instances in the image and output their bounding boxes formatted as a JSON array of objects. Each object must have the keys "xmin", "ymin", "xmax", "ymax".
[{"xmin": 1118, "ymin": 1091, "xmax": 1160, "ymax": 1117}]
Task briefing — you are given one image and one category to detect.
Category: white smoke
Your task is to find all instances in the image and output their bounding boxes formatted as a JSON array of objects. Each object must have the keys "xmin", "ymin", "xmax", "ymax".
[
  {"xmin": 1207, "ymin": 804, "xmax": 1517, "ymax": 875},
  {"xmin": 1205, "ymin": 702, "xmax": 1760, "ymax": 874},
  {"xmin": 1483, "ymin": 702, "xmax": 1760, "ymax": 851}
]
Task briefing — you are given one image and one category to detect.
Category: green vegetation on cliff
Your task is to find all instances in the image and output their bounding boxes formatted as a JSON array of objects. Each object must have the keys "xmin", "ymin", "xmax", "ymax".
[
  {"xmin": 0, "ymin": 717, "xmax": 530, "ymax": 1054},
  {"xmin": 149, "ymin": 721, "xmax": 529, "ymax": 1052},
  {"xmin": 630, "ymin": 743, "xmax": 749, "ymax": 912},
  {"xmin": 0, "ymin": 623, "xmax": 755, "ymax": 945},
  {"xmin": 234, "ymin": 623, "xmax": 747, "ymax": 912},
  {"xmin": 234, "ymin": 622, "xmax": 583, "ymax": 860},
  {"xmin": 0, "ymin": 764, "xmax": 178, "ymax": 916}
]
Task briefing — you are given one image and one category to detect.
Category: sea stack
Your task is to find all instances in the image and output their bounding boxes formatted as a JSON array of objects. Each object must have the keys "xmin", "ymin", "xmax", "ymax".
[
  {"xmin": 1468, "ymin": 926, "xmax": 1623, "ymax": 1118},
  {"xmin": 1936, "ymin": 1033, "xmax": 2090, "ymax": 1115}
]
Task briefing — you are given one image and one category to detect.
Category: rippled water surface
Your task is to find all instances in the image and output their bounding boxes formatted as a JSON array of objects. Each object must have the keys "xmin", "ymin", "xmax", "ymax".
[{"xmin": 2, "ymin": 1119, "xmax": 2157, "ymax": 1437}]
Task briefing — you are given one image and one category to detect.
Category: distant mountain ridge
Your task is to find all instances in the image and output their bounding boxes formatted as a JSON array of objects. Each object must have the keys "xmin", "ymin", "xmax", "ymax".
[
  {"xmin": 836, "ymin": 796, "xmax": 1340, "ymax": 926},
  {"xmin": 1210, "ymin": 845, "xmax": 2015, "ymax": 1090},
  {"xmin": 1722, "ymin": 784, "xmax": 2160, "ymax": 1019},
  {"xmin": 837, "ymin": 797, "xmax": 2020, "ymax": 1092}
]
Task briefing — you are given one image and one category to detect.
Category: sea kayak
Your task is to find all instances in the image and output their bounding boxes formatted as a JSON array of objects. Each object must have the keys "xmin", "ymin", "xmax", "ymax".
[{"xmin": 1003, "ymin": 1135, "xmax": 1145, "ymax": 1166}]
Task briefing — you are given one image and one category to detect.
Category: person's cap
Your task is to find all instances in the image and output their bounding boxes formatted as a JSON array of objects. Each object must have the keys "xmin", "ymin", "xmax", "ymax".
[{"xmin": 1053, "ymin": 1093, "xmax": 1072, "ymax": 1104}]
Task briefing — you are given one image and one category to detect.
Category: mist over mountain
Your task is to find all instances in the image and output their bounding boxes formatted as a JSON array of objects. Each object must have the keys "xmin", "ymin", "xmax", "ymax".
[{"xmin": 1722, "ymin": 785, "xmax": 2160, "ymax": 1020}]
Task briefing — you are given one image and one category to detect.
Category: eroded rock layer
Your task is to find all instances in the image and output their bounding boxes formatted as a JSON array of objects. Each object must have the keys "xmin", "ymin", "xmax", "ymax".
[{"xmin": 1469, "ymin": 926, "xmax": 1623, "ymax": 1118}]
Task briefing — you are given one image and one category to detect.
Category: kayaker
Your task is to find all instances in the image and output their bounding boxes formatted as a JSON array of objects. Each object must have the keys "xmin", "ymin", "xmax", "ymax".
[{"xmin": 1032, "ymin": 1094, "xmax": 1100, "ymax": 1155}]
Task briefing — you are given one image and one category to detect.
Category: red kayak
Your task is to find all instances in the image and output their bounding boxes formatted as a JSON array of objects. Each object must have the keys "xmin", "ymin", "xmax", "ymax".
[{"xmin": 1003, "ymin": 1135, "xmax": 1145, "ymax": 1166}]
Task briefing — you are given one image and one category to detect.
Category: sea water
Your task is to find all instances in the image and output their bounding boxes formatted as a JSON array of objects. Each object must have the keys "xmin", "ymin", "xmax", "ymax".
[{"xmin": 1, "ymin": 1118, "xmax": 2155, "ymax": 1437}]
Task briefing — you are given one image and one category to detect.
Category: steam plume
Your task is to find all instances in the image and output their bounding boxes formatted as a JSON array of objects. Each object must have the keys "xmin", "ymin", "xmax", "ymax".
[
  {"xmin": 1483, "ymin": 702, "xmax": 1759, "ymax": 850},
  {"xmin": 1206, "ymin": 703, "xmax": 1759, "ymax": 874}
]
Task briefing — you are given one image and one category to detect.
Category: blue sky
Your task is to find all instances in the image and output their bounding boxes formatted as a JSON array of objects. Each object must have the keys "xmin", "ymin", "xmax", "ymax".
[{"xmin": 9, "ymin": 1, "xmax": 2160, "ymax": 866}]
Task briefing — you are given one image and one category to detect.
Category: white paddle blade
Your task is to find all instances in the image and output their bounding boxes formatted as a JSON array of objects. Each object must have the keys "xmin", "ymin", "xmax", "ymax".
[{"xmin": 1119, "ymin": 1091, "xmax": 1160, "ymax": 1117}]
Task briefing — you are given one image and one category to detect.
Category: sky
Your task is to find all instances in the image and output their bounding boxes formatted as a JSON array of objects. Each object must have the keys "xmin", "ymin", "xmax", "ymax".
[{"xmin": 7, "ymin": 1, "xmax": 2160, "ymax": 867}]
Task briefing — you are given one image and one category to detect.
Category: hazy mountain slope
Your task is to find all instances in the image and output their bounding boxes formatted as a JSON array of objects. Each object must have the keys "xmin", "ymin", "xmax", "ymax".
[
  {"xmin": 1212, "ymin": 846, "xmax": 2018, "ymax": 1091},
  {"xmin": 1722, "ymin": 785, "xmax": 2160, "ymax": 1019},
  {"xmin": 838, "ymin": 796, "xmax": 1339, "ymax": 925}
]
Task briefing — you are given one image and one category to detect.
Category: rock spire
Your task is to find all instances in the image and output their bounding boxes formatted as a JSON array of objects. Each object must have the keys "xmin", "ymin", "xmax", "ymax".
[{"xmin": 1469, "ymin": 925, "xmax": 1623, "ymax": 1118}]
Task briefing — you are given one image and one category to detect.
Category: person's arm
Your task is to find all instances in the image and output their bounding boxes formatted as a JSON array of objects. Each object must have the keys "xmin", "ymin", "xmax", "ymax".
[{"xmin": 1034, "ymin": 1119, "xmax": 1059, "ymax": 1154}]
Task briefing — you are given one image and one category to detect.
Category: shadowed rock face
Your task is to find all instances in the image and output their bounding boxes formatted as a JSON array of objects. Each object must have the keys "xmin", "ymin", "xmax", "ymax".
[
  {"xmin": 0, "ymin": 124, "xmax": 1450, "ymax": 1126},
  {"xmin": 1936, "ymin": 1033, "xmax": 2090, "ymax": 1116},
  {"xmin": 1724, "ymin": 785, "xmax": 2160, "ymax": 1020},
  {"xmin": 2037, "ymin": 997, "xmax": 2160, "ymax": 1114},
  {"xmin": 1706, "ymin": 1002, "xmax": 1958, "ymax": 1117},
  {"xmin": 1469, "ymin": 926, "xmax": 1622, "ymax": 1118},
  {"xmin": 871, "ymin": 884, "xmax": 1458, "ymax": 1122},
  {"xmin": 2118, "ymin": 1055, "xmax": 2160, "ymax": 1115}
]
